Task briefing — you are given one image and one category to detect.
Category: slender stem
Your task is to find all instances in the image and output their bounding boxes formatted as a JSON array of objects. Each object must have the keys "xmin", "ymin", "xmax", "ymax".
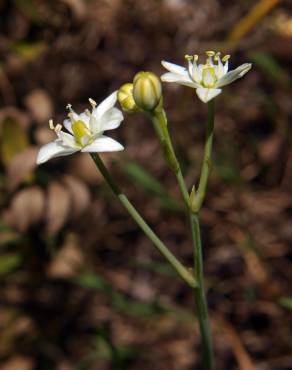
[
  {"xmin": 191, "ymin": 213, "xmax": 213, "ymax": 370},
  {"xmin": 192, "ymin": 100, "xmax": 214, "ymax": 213},
  {"xmin": 90, "ymin": 153, "xmax": 197, "ymax": 289},
  {"xmin": 190, "ymin": 101, "xmax": 215, "ymax": 370},
  {"xmin": 150, "ymin": 103, "xmax": 215, "ymax": 370},
  {"xmin": 150, "ymin": 109, "xmax": 190, "ymax": 208}
]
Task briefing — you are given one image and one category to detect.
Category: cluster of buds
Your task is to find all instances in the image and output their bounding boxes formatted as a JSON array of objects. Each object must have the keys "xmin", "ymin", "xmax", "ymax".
[{"xmin": 118, "ymin": 71, "xmax": 162, "ymax": 113}]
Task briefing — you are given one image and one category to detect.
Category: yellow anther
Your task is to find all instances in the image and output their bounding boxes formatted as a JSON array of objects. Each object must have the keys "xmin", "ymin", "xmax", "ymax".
[
  {"xmin": 206, "ymin": 51, "xmax": 215, "ymax": 57},
  {"xmin": 193, "ymin": 54, "xmax": 199, "ymax": 61},
  {"xmin": 185, "ymin": 54, "xmax": 193, "ymax": 61},
  {"xmin": 89, "ymin": 98, "xmax": 97, "ymax": 107},
  {"xmin": 49, "ymin": 119, "xmax": 62, "ymax": 133},
  {"xmin": 55, "ymin": 124, "xmax": 62, "ymax": 133},
  {"xmin": 222, "ymin": 54, "xmax": 230, "ymax": 62},
  {"xmin": 214, "ymin": 52, "xmax": 221, "ymax": 60}
]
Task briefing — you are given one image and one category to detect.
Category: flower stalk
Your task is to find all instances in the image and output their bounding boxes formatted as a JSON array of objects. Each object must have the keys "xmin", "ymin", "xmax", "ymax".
[
  {"xmin": 191, "ymin": 213, "xmax": 213, "ymax": 370},
  {"xmin": 90, "ymin": 153, "xmax": 197, "ymax": 289},
  {"xmin": 145, "ymin": 109, "xmax": 188, "ymax": 204},
  {"xmin": 146, "ymin": 102, "xmax": 215, "ymax": 370}
]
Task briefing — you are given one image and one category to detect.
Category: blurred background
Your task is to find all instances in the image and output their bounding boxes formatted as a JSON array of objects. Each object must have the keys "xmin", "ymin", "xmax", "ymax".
[{"xmin": 0, "ymin": 0, "xmax": 292, "ymax": 369}]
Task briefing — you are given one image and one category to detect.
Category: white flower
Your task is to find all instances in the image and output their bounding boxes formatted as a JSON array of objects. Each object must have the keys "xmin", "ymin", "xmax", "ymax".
[
  {"xmin": 37, "ymin": 91, "xmax": 124, "ymax": 165},
  {"xmin": 161, "ymin": 51, "xmax": 252, "ymax": 103}
]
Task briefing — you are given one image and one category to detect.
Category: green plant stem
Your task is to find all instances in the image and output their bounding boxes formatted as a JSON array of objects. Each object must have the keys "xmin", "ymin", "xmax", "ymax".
[
  {"xmin": 150, "ymin": 103, "xmax": 214, "ymax": 370},
  {"xmin": 190, "ymin": 101, "xmax": 215, "ymax": 370},
  {"xmin": 90, "ymin": 153, "xmax": 197, "ymax": 289},
  {"xmin": 150, "ymin": 109, "xmax": 190, "ymax": 208},
  {"xmin": 191, "ymin": 213, "xmax": 213, "ymax": 370}
]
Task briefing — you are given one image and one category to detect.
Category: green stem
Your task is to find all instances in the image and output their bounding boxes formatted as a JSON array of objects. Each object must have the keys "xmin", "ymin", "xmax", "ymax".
[
  {"xmin": 192, "ymin": 100, "xmax": 214, "ymax": 213},
  {"xmin": 149, "ymin": 103, "xmax": 214, "ymax": 370},
  {"xmin": 150, "ymin": 109, "xmax": 190, "ymax": 208},
  {"xmin": 90, "ymin": 153, "xmax": 197, "ymax": 289},
  {"xmin": 190, "ymin": 101, "xmax": 215, "ymax": 370},
  {"xmin": 191, "ymin": 213, "xmax": 213, "ymax": 370}
]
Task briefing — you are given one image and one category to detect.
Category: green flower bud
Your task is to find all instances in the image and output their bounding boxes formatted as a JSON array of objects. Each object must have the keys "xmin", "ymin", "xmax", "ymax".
[
  {"xmin": 117, "ymin": 83, "xmax": 139, "ymax": 113},
  {"xmin": 133, "ymin": 71, "xmax": 162, "ymax": 111}
]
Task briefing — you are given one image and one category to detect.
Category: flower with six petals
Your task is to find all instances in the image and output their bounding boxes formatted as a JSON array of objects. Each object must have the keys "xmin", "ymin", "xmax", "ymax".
[
  {"xmin": 37, "ymin": 91, "xmax": 124, "ymax": 165},
  {"xmin": 161, "ymin": 51, "xmax": 252, "ymax": 103}
]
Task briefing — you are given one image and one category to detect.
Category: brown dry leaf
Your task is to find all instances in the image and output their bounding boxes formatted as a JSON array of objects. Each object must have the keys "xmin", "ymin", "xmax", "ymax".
[
  {"xmin": 222, "ymin": 320, "xmax": 258, "ymax": 370},
  {"xmin": 47, "ymin": 234, "xmax": 84, "ymax": 278},
  {"xmin": 244, "ymin": 249, "xmax": 269, "ymax": 284},
  {"xmin": 24, "ymin": 89, "xmax": 53, "ymax": 125},
  {"xmin": 62, "ymin": 0, "xmax": 88, "ymax": 21},
  {"xmin": 62, "ymin": 175, "xmax": 90, "ymax": 218},
  {"xmin": 0, "ymin": 107, "xmax": 30, "ymax": 131},
  {"xmin": 258, "ymin": 134, "xmax": 282, "ymax": 164},
  {"xmin": 1, "ymin": 356, "xmax": 34, "ymax": 370},
  {"xmin": 3, "ymin": 186, "xmax": 45, "ymax": 232},
  {"xmin": 7, "ymin": 146, "xmax": 38, "ymax": 191},
  {"xmin": 57, "ymin": 361, "xmax": 74, "ymax": 370},
  {"xmin": 0, "ymin": 116, "xmax": 29, "ymax": 166},
  {"xmin": 242, "ymin": 191, "xmax": 292, "ymax": 218},
  {"xmin": 229, "ymin": 227, "xmax": 268, "ymax": 284},
  {"xmin": 46, "ymin": 181, "xmax": 71, "ymax": 235}
]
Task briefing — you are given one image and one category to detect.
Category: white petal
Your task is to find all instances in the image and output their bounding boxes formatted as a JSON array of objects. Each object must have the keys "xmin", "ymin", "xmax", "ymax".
[
  {"xmin": 215, "ymin": 63, "xmax": 252, "ymax": 88},
  {"xmin": 93, "ymin": 91, "xmax": 117, "ymax": 119},
  {"xmin": 161, "ymin": 72, "xmax": 199, "ymax": 88},
  {"xmin": 161, "ymin": 60, "xmax": 188, "ymax": 76},
  {"xmin": 214, "ymin": 60, "xmax": 225, "ymax": 80},
  {"xmin": 196, "ymin": 87, "xmax": 222, "ymax": 103},
  {"xmin": 90, "ymin": 107, "xmax": 123, "ymax": 134},
  {"xmin": 63, "ymin": 118, "xmax": 73, "ymax": 134},
  {"xmin": 36, "ymin": 141, "xmax": 79, "ymax": 164},
  {"xmin": 81, "ymin": 136, "xmax": 124, "ymax": 153},
  {"xmin": 191, "ymin": 63, "xmax": 203, "ymax": 84},
  {"xmin": 99, "ymin": 108, "xmax": 123, "ymax": 132},
  {"xmin": 57, "ymin": 131, "xmax": 77, "ymax": 147}
]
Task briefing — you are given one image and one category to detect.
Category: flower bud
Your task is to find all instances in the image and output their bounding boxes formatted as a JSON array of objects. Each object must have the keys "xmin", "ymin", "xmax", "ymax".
[
  {"xmin": 133, "ymin": 71, "xmax": 162, "ymax": 111},
  {"xmin": 117, "ymin": 83, "xmax": 139, "ymax": 113}
]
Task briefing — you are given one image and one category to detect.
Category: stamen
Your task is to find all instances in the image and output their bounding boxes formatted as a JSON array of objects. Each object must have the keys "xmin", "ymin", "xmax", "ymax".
[
  {"xmin": 184, "ymin": 54, "xmax": 193, "ymax": 61},
  {"xmin": 214, "ymin": 52, "xmax": 221, "ymax": 61},
  {"xmin": 206, "ymin": 51, "xmax": 215, "ymax": 57},
  {"xmin": 193, "ymin": 54, "xmax": 199, "ymax": 62},
  {"xmin": 89, "ymin": 98, "xmax": 97, "ymax": 107},
  {"xmin": 222, "ymin": 54, "xmax": 230, "ymax": 62},
  {"xmin": 66, "ymin": 103, "xmax": 75, "ymax": 115},
  {"xmin": 49, "ymin": 119, "xmax": 63, "ymax": 134},
  {"xmin": 55, "ymin": 124, "xmax": 62, "ymax": 133}
]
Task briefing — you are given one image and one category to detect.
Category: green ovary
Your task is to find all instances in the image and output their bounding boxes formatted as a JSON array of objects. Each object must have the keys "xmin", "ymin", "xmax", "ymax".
[{"xmin": 72, "ymin": 120, "xmax": 91, "ymax": 147}]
